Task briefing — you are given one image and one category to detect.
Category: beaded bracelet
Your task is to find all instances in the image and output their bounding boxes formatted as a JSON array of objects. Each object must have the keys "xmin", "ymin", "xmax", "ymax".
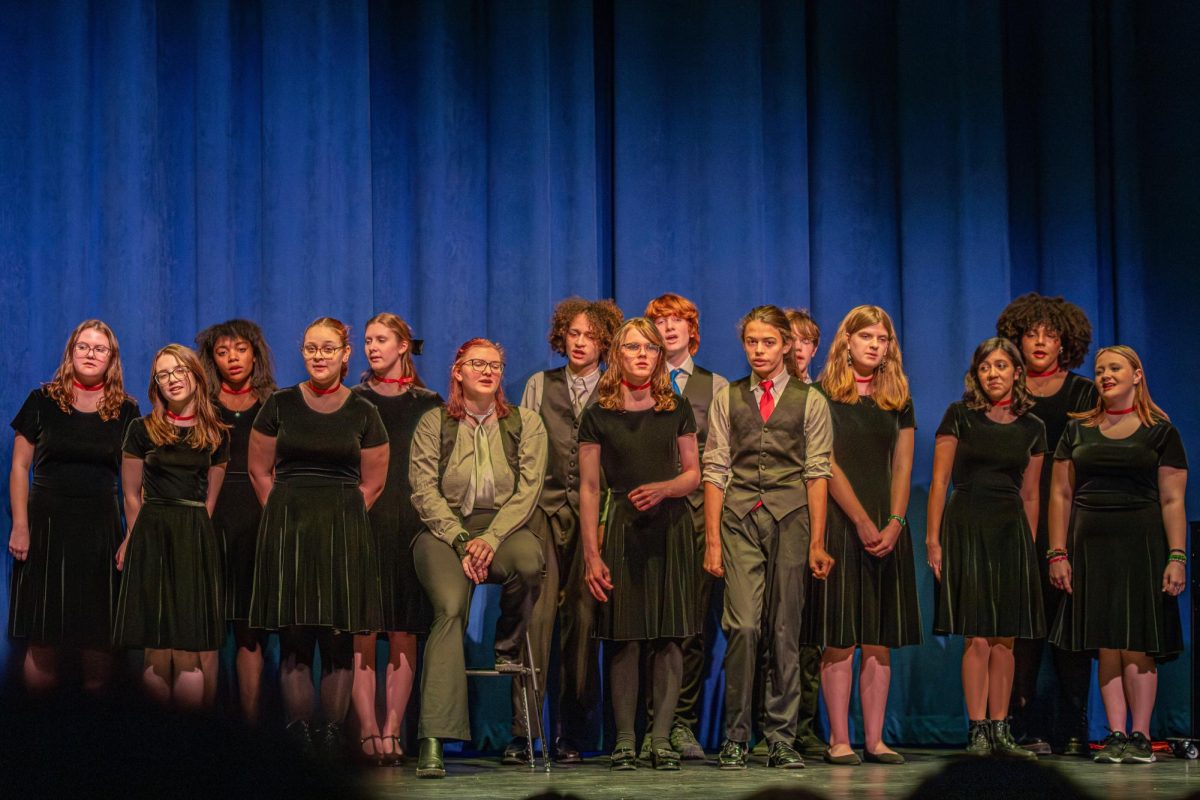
[
  {"xmin": 1047, "ymin": 554, "xmax": 1069, "ymax": 566},
  {"xmin": 1045, "ymin": 548, "xmax": 1068, "ymax": 560},
  {"xmin": 1168, "ymin": 553, "xmax": 1187, "ymax": 564},
  {"xmin": 887, "ymin": 514, "xmax": 907, "ymax": 527}
]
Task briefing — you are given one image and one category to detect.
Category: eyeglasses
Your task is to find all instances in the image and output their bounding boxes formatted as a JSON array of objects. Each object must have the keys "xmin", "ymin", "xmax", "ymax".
[
  {"xmin": 461, "ymin": 359, "xmax": 504, "ymax": 373},
  {"xmin": 153, "ymin": 365, "xmax": 191, "ymax": 384},
  {"xmin": 302, "ymin": 345, "xmax": 344, "ymax": 360},
  {"xmin": 620, "ymin": 342, "xmax": 662, "ymax": 355},
  {"xmin": 74, "ymin": 342, "xmax": 111, "ymax": 359}
]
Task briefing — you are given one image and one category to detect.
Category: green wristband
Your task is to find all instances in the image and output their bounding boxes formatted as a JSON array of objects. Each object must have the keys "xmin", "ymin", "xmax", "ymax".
[{"xmin": 887, "ymin": 514, "xmax": 907, "ymax": 527}]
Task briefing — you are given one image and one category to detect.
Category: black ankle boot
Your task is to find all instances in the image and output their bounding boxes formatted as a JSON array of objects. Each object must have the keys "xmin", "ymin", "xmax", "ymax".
[{"xmin": 416, "ymin": 737, "xmax": 446, "ymax": 778}]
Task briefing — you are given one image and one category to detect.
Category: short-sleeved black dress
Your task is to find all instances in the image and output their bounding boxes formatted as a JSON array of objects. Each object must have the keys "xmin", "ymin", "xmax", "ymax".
[
  {"xmin": 113, "ymin": 418, "xmax": 229, "ymax": 651},
  {"xmin": 248, "ymin": 386, "xmax": 388, "ymax": 634},
  {"xmin": 8, "ymin": 389, "xmax": 139, "ymax": 647},
  {"xmin": 352, "ymin": 382, "xmax": 442, "ymax": 633},
  {"xmin": 804, "ymin": 395, "xmax": 923, "ymax": 649},
  {"xmin": 212, "ymin": 401, "xmax": 261, "ymax": 622},
  {"xmin": 1048, "ymin": 419, "xmax": 1187, "ymax": 660},
  {"xmin": 578, "ymin": 400, "xmax": 699, "ymax": 641},
  {"xmin": 933, "ymin": 402, "xmax": 1047, "ymax": 639}
]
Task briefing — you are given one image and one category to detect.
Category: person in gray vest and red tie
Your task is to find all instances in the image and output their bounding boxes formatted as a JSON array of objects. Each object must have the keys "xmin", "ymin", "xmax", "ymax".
[
  {"xmin": 638, "ymin": 292, "xmax": 729, "ymax": 760},
  {"xmin": 509, "ymin": 297, "xmax": 624, "ymax": 763},
  {"xmin": 703, "ymin": 305, "xmax": 834, "ymax": 770},
  {"xmin": 408, "ymin": 338, "xmax": 547, "ymax": 778}
]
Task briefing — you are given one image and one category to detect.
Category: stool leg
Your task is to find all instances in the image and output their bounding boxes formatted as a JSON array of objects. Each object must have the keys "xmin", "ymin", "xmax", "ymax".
[
  {"xmin": 517, "ymin": 671, "xmax": 534, "ymax": 771},
  {"xmin": 525, "ymin": 631, "xmax": 550, "ymax": 772}
]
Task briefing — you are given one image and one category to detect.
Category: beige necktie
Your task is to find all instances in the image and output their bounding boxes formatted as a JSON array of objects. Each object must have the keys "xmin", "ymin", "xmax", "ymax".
[
  {"xmin": 463, "ymin": 409, "xmax": 496, "ymax": 514},
  {"xmin": 573, "ymin": 377, "xmax": 588, "ymax": 416}
]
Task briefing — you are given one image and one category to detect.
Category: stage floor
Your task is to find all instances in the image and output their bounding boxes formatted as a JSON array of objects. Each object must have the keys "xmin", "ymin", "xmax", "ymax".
[{"xmin": 359, "ymin": 749, "xmax": 1200, "ymax": 800}]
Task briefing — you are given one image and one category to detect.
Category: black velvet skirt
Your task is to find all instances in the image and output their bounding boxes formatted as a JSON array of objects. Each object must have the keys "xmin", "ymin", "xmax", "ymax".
[
  {"xmin": 595, "ymin": 494, "xmax": 698, "ymax": 641},
  {"xmin": 248, "ymin": 479, "xmax": 383, "ymax": 634},
  {"xmin": 9, "ymin": 488, "xmax": 123, "ymax": 648},
  {"xmin": 212, "ymin": 475, "xmax": 261, "ymax": 622},
  {"xmin": 113, "ymin": 499, "xmax": 224, "ymax": 651}
]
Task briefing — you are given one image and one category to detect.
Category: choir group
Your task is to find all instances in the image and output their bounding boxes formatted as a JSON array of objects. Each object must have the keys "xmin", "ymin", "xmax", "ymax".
[{"xmin": 6, "ymin": 292, "xmax": 1188, "ymax": 775}]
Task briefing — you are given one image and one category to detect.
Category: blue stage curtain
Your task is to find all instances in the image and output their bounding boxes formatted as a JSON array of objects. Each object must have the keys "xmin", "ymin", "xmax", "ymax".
[{"xmin": 2, "ymin": 0, "xmax": 1197, "ymax": 746}]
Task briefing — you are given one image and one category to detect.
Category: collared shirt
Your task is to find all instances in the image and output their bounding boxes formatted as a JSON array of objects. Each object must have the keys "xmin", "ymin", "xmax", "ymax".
[
  {"xmin": 667, "ymin": 354, "xmax": 730, "ymax": 397},
  {"xmin": 701, "ymin": 365, "xmax": 833, "ymax": 489},
  {"xmin": 520, "ymin": 364, "xmax": 601, "ymax": 415},
  {"xmin": 409, "ymin": 406, "xmax": 547, "ymax": 553}
]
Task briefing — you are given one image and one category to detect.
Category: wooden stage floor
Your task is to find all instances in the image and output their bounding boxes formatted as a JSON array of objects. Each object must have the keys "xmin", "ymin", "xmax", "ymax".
[{"xmin": 357, "ymin": 749, "xmax": 1200, "ymax": 800}]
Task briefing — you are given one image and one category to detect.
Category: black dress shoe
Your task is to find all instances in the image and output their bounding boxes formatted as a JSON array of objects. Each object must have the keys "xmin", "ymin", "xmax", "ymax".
[
  {"xmin": 416, "ymin": 737, "xmax": 446, "ymax": 778},
  {"xmin": 317, "ymin": 722, "xmax": 346, "ymax": 762},
  {"xmin": 285, "ymin": 719, "xmax": 314, "ymax": 758},
  {"xmin": 502, "ymin": 736, "xmax": 530, "ymax": 765},
  {"xmin": 1062, "ymin": 736, "xmax": 1090, "ymax": 757},
  {"xmin": 767, "ymin": 742, "xmax": 806, "ymax": 769},
  {"xmin": 717, "ymin": 739, "xmax": 748, "ymax": 770},
  {"xmin": 554, "ymin": 737, "xmax": 582, "ymax": 764}
]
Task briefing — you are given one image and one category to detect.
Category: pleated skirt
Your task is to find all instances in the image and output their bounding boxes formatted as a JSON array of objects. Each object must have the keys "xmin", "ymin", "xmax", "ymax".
[
  {"xmin": 212, "ymin": 476, "xmax": 261, "ymax": 622},
  {"xmin": 804, "ymin": 504, "xmax": 923, "ymax": 649},
  {"xmin": 1049, "ymin": 502, "xmax": 1183, "ymax": 660},
  {"xmin": 369, "ymin": 504, "xmax": 431, "ymax": 634},
  {"xmin": 933, "ymin": 488, "xmax": 1045, "ymax": 639},
  {"xmin": 8, "ymin": 488, "xmax": 122, "ymax": 648},
  {"xmin": 595, "ymin": 494, "xmax": 698, "ymax": 641},
  {"xmin": 248, "ymin": 480, "xmax": 383, "ymax": 634},
  {"xmin": 113, "ymin": 500, "xmax": 224, "ymax": 651}
]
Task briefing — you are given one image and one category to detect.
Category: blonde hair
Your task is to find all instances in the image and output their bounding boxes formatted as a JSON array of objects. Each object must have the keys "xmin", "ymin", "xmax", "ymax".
[
  {"xmin": 1072, "ymin": 345, "xmax": 1168, "ymax": 428},
  {"xmin": 44, "ymin": 319, "xmax": 131, "ymax": 421},
  {"xmin": 596, "ymin": 318, "xmax": 678, "ymax": 412},
  {"xmin": 145, "ymin": 344, "xmax": 228, "ymax": 452},
  {"xmin": 818, "ymin": 305, "xmax": 910, "ymax": 410}
]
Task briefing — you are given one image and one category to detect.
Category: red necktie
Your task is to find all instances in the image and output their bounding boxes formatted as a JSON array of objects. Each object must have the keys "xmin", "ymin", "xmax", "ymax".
[{"xmin": 758, "ymin": 379, "xmax": 774, "ymax": 421}]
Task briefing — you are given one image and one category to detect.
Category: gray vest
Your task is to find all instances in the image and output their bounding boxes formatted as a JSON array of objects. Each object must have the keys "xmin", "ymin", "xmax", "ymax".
[
  {"xmin": 437, "ymin": 408, "xmax": 523, "ymax": 492},
  {"xmin": 680, "ymin": 365, "xmax": 715, "ymax": 510},
  {"xmin": 725, "ymin": 377, "xmax": 809, "ymax": 520},
  {"xmin": 535, "ymin": 367, "xmax": 596, "ymax": 515}
]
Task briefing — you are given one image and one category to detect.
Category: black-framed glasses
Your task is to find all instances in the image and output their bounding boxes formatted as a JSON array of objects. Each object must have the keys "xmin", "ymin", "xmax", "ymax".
[
  {"xmin": 302, "ymin": 344, "xmax": 345, "ymax": 360},
  {"xmin": 461, "ymin": 359, "xmax": 504, "ymax": 374},
  {"xmin": 153, "ymin": 365, "xmax": 191, "ymax": 384},
  {"xmin": 74, "ymin": 342, "xmax": 111, "ymax": 359}
]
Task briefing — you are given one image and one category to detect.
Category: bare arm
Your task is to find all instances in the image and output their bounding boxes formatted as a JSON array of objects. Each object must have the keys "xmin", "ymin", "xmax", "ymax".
[
  {"xmin": 703, "ymin": 481, "xmax": 725, "ymax": 578},
  {"xmin": 205, "ymin": 464, "xmax": 227, "ymax": 518},
  {"xmin": 806, "ymin": 477, "xmax": 832, "ymax": 579},
  {"xmin": 580, "ymin": 442, "xmax": 612, "ymax": 602},
  {"xmin": 247, "ymin": 430, "xmax": 276, "ymax": 507},
  {"xmin": 925, "ymin": 435, "xmax": 957, "ymax": 581},
  {"xmin": 1019, "ymin": 454, "xmax": 1044, "ymax": 539},
  {"xmin": 867, "ymin": 427, "xmax": 916, "ymax": 557},
  {"xmin": 359, "ymin": 443, "xmax": 389, "ymax": 510},
  {"xmin": 116, "ymin": 455, "xmax": 145, "ymax": 571},
  {"xmin": 7, "ymin": 435, "xmax": 34, "ymax": 561},
  {"xmin": 827, "ymin": 456, "xmax": 878, "ymax": 547},
  {"xmin": 1047, "ymin": 459, "xmax": 1075, "ymax": 593},
  {"xmin": 1160, "ymin": 466, "xmax": 1189, "ymax": 597}
]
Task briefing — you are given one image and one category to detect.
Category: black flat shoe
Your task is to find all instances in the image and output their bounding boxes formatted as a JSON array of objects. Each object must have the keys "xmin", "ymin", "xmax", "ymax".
[
  {"xmin": 823, "ymin": 747, "xmax": 862, "ymax": 766},
  {"xmin": 611, "ymin": 744, "xmax": 638, "ymax": 770},
  {"xmin": 285, "ymin": 720, "xmax": 314, "ymax": 758},
  {"xmin": 554, "ymin": 737, "xmax": 583, "ymax": 764},
  {"xmin": 416, "ymin": 737, "xmax": 446, "ymax": 778},
  {"xmin": 502, "ymin": 736, "xmax": 530, "ymax": 765},
  {"xmin": 864, "ymin": 749, "xmax": 906, "ymax": 765},
  {"xmin": 383, "ymin": 735, "xmax": 404, "ymax": 766},
  {"xmin": 650, "ymin": 747, "xmax": 681, "ymax": 771},
  {"xmin": 355, "ymin": 735, "xmax": 386, "ymax": 767}
]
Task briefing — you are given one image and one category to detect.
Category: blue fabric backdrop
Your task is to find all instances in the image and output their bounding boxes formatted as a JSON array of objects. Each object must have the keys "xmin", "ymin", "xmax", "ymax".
[{"xmin": 2, "ymin": 0, "xmax": 1197, "ymax": 747}]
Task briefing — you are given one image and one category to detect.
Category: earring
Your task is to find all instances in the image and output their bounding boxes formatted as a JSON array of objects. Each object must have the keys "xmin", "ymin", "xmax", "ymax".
[{"xmin": 846, "ymin": 352, "xmax": 854, "ymax": 366}]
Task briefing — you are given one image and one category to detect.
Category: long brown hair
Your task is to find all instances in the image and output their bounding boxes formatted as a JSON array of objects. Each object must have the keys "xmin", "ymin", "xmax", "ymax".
[
  {"xmin": 1072, "ymin": 345, "xmax": 1169, "ymax": 428},
  {"xmin": 961, "ymin": 337, "xmax": 1035, "ymax": 416},
  {"xmin": 596, "ymin": 318, "xmax": 677, "ymax": 412},
  {"xmin": 305, "ymin": 317, "xmax": 351, "ymax": 380},
  {"xmin": 145, "ymin": 344, "xmax": 228, "ymax": 452},
  {"xmin": 819, "ymin": 305, "xmax": 910, "ymax": 410},
  {"xmin": 195, "ymin": 318, "xmax": 277, "ymax": 403},
  {"xmin": 445, "ymin": 338, "xmax": 512, "ymax": 421},
  {"xmin": 360, "ymin": 312, "xmax": 426, "ymax": 387},
  {"xmin": 44, "ymin": 319, "xmax": 131, "ymax": 421}
]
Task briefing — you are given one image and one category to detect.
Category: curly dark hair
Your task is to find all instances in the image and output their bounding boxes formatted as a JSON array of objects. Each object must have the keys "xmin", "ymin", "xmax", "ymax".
[
  {"xmin": 995, "ymin": 292, "xmax": 1093, "ymax": 370},
  {"xmin": 547, "ymin": 297, "xmax": 624, "ymax": 361},
  {"xmin": 962, "ymin": 337, "xmax": 1035, "ymax": 416},
  {"xmin": 195, "ymin": 318, "xmax": 278, "ymax": 403}
]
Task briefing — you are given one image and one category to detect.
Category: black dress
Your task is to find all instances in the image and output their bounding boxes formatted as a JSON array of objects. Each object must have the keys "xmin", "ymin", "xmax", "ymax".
[
  {"xmin": 805, "ymin": 395, "xmax": 922, "ymax": 649},
  {"xmin": 578, "ymin": 400, "xmax": 699, "ymax": 641},
  {"xmin": 1048, "ymin": 420, "xmax": 1187, "ymax": 660},
  {"xmin": 212, "ymin": 402, "xmax": 261, "ymax": 622},
  {"xmin": 352, "ymin": 383, "xmax": 441, "ymax": 633},
  {"xmin": 933, "ymin": 402, "xmax": 1047, "ymax": 639},
  {"xmin": 248, "ymin": 387, "xmax": 388, "ymax": 634},
  {"xmin": 8, "ymin": 389, "xmax": 139, "ymax": 648},
  {"xmin": 113, "ymin": 418, "xmax": 229, "ymax": 651}
]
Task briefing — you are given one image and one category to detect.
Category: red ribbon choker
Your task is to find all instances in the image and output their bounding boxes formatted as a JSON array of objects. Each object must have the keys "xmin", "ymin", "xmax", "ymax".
[
  {"xmin": 854, "ymin": 375, "xmax": 874, "ymax": 383},
  {"xmin": 73, "ymin": 380, "xmax": 103, "ymax": 392},
  {"xmin": 374, "ymin": 375, "xmax": 415, "ymax": 387},
  {"xmin": 1027, "ymin": 365, "xmax": 1060, "ymax": 378},
  {"xmin": 308, "ymin": 381, "xmax": 341, "ymax": 396},
  {"xmin": 991, "ymin": 398, "xmax": 1012, "ymax": 407},
  {"xmin": 166, "ymin": 410, "xmax": 195, "ymax": 422},
  {"xmin": 621, "ymin": 379, "xmax": 652, "ymax": 391},
  {"xmin": 1106, "ymin": 406, "xmax": 1135, "ymax": 415},
  {"xmin": 221, "ymin": 383, "xmax": 253, "ymax": 395}
]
